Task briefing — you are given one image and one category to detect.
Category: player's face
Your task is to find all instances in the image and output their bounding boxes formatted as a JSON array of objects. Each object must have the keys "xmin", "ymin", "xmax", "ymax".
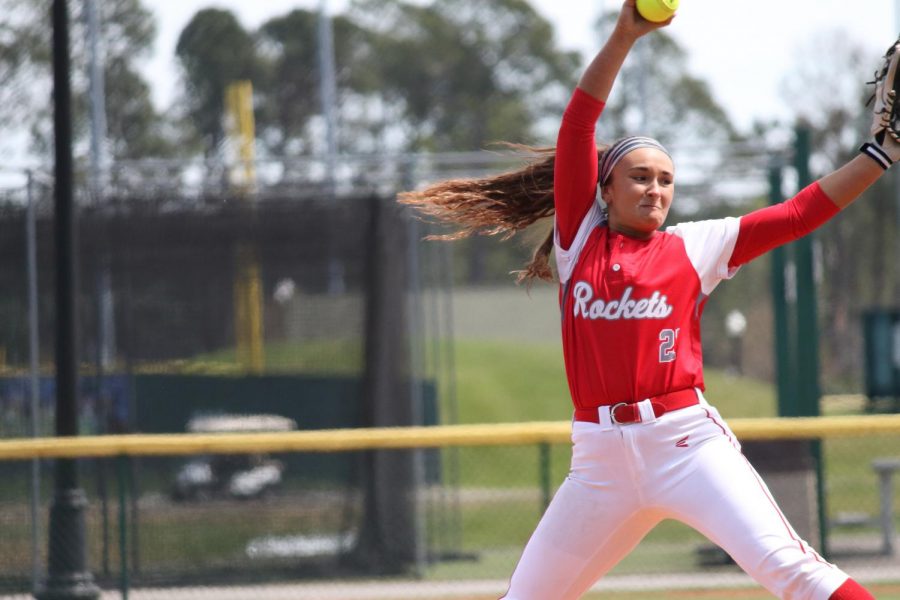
[{"xmin": 602, "ymin": 148, "xmax": 674, "ymax": 239}]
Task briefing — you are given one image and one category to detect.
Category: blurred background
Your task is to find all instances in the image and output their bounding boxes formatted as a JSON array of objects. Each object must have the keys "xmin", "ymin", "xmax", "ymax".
[{"xmin": 1, "ymin": 0, "xmax": 900, "ymax": 598}]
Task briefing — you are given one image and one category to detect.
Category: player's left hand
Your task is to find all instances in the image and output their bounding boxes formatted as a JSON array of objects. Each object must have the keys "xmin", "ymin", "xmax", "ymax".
[{"xmin": 865, "ymin": 36, "xmax": 900, "ymax": 167}]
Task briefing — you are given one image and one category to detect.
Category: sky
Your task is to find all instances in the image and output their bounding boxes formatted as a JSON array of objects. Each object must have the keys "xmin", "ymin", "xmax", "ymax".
[{"xmin": 142, "ymin": 0, "xmax": 900, "ymax": 134}]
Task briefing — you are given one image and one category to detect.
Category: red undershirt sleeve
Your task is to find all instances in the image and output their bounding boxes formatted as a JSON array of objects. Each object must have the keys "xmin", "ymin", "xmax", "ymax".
[
  {"xmin": 555, "ymin": 88, "xmax": 605, "ymax": 250},
  {"xmin": 728, "ymin": 182, "xmax": 840, "ymax": 269}
]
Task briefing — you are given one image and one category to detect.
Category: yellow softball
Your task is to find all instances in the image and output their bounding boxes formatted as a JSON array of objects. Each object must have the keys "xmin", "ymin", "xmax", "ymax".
[{"xmin": 636, "ymin": 0, "xmax": 679, "ymax": 22}]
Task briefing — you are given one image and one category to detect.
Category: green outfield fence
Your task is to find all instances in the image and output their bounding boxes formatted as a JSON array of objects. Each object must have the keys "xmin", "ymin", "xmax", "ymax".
[{"xmin": 1, "ymin": 415, "xmax": 900, "ymax": 599}]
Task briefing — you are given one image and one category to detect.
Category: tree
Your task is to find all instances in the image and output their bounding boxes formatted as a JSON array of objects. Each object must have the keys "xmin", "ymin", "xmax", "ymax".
[
  {"xmin": 254, "ymin": 10, "xmax": 320, "ymax": 156},
  {"xmin": 348, "ymin": 0, "xmax": 580, "ymax": 152},
  {"xmin": 254, "ymin": 9, "xmax": 374, "ymax": 156},
  {"xmin": 0, "ymin": 0, "xmax": 173, "ymax": 162},
  {"xmin": 173, "ymin": 1, "xmax": 579, "ymax": 157},
  {"xmin": 104, "ymin": 55, "xmax": 174, "ymax": 159},
  {"xmin": 175, "ymin": 8, "xmax": 259, "ymax": 156},
  {"xmin": 0, "ymin": 1, "xmax": 49, "ymax": 129},
  {"xmin": 95, "ymin": 0, "xmax": 172, "ymax": 160}
]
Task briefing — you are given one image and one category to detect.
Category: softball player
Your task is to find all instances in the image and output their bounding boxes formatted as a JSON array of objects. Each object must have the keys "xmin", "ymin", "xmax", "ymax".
[{"xmin": 401, "ymin": 2, "xmax": 897, "ymax": 597}]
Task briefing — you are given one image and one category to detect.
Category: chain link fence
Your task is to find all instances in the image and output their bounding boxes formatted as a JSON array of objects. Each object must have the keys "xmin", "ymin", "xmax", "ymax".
[
  {"xmin": 0, "ymin": 427, "xmax": 899, "ymax": 598},
  {"xmin": 0, "ymin": 143, "xmax": 898, "ymax": 597}
]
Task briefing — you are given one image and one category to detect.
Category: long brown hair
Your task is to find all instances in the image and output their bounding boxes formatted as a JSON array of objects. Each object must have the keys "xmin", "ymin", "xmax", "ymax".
[{"xmin": 399, "ymin": 144, "xmax": 599, "ymax": 284}]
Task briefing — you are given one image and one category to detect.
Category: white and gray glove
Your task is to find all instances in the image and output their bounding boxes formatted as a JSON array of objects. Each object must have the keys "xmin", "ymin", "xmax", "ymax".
[{"xmin": 861, "ymin": 37, "xmax": 900, "ymax": 169}]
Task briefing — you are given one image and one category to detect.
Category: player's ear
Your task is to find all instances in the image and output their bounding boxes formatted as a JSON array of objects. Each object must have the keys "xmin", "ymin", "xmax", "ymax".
[{"xmin": 600, "ymin": 182, "xmax": 613, "ymax": 206}]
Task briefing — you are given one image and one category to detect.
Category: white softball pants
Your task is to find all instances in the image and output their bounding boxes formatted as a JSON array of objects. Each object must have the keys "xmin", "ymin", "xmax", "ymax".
[{"xmin": 502, "ymin": 393, "xmax": 849, "ymax": 600}]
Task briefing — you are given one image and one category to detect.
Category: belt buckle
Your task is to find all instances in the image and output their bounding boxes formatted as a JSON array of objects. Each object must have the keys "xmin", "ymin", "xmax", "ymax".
[{"xmin": 609, "ymin": 402, "xmax": 630, "ymax": 425}]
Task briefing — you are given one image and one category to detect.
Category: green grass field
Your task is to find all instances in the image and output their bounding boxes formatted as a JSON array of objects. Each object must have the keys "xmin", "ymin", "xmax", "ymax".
[
  {"xmin": 450, "ymin": 338, "xmax": 779, "ymax": 422},
  {"xmin": 444, "ymin": 337, "xmax": 781, "ymax": 490}
]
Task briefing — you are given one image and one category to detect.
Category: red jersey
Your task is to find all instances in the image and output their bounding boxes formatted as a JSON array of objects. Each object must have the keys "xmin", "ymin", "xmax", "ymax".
[{"xmin": 554, "ymin": 88, "xmax": 840, "ymax": 410}]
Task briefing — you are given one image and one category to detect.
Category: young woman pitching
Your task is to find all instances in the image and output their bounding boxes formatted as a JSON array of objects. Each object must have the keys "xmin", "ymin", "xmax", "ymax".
[{"xmin": 401, "ymin": 2, "xmax": 896, "ymax": 597}]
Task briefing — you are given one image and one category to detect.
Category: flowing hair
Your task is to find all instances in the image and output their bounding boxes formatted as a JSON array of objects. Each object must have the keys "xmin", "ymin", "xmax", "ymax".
[{"xmin": 399, "ymin": 144, "xmax": 601, "ymax": 284}]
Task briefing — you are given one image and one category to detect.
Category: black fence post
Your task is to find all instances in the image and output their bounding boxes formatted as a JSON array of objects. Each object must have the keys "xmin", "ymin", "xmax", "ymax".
[
  {"xmin": 36, "ymin": 2, "xmax": 100, "ymax": 598},
  {"xmin": 354, "ymin": 195, "xmax": 417, "ymax": 573}
]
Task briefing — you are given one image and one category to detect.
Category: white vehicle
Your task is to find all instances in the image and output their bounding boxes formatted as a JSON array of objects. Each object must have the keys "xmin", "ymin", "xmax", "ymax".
[{"xmin": 171, "ymin": 414, "xmax": 296, "ymax": 501}]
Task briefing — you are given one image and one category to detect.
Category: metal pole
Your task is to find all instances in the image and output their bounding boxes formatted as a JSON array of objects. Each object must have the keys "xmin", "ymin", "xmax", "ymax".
[
  {"xmin": 317, "ymin": 0, "xmax": 339, "ymax": 188},
  {"xmin": 426, "ymin": 234, "xmax": 448, "ymax": 555},
  {"xmin": 85, "ymin": 0, "xmax": 115, "ymax": 370},
  {"xmin": 793, "ymin": 127, "xmax": 829, "ymax": 558},
  {"xmin": 768, "ymin": 158, "xmax": 795, "ymax": 417},
  {"xmin": 539, "ymin": 443, "xmax": 551, "ymax": 512},
  {"xmin": 318, "ymin": 0, "xmax": 345, "ymax": 294},
  {"xmin": 793, "ymin": 128, "xmax": 819, "ymax": 418},
  {"xmin": 875, "ymin": 464, "xmax": 896, "ymax": 555},
  {"xmin": 26, "ymin": 170, "xmax": 42, "ymax": 591},
  {"xmin": 85, "ymin": 0, "xmax": 106, "ymax": 203},
  {"xmin": 406, "ymin": 216, "xmax": 427, "ymax": 576},
  {"xmin": 86, "ymin": 1, "xmax": 115, "ymax": 575},
  {"xmin": 117, "ymin": 456, "xmax": 129, "ymax": 598},
  {"xmin": 439, "ymin": 241, "xmax": 461, "ymax": 552},
  {"xmin": 402, "ymin": 159, "xmax": 428, "ymax": 574},
  {"xmin": 37, "ymin": 1, "xmax": 100, "ymax": 598}
]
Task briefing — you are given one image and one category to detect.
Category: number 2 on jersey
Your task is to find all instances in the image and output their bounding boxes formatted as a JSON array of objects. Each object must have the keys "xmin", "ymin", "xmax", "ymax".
[{"xmin": 659, "ymin": 328, "xmax": 679, "ymax": 363}]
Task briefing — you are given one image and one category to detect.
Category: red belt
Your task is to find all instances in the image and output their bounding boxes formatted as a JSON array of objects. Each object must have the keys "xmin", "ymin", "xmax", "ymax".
[{"xmin": 573, "ymin": 388, "xmax": 699, "ymax": 425}]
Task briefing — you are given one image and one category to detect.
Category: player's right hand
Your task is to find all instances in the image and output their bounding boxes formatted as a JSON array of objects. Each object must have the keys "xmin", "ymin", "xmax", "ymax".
[{"xmin": 613, "ymin": 0, "xmax": 673, "ymax": 42}]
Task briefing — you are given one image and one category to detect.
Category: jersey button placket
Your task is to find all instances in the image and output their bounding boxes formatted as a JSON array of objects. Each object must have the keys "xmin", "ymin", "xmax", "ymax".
[{"xmin": 608, "ymin": 234, "xmax": 626, "ymax": 283}]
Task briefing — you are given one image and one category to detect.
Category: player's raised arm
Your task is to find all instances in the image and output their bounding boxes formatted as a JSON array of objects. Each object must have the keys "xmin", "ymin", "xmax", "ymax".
[
  {"xmin": 577, "ymin": 0, "xmax": 671, "ymax": 102},
  {"xmin": 555, "ymin": 1, "xmax": 672, "ymax": 249}
]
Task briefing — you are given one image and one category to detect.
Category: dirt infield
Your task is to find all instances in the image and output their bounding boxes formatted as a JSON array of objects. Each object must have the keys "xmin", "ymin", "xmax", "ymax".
[{"xmin": 4, "ymin": 573, "xmax": 899, "ymax": 600}]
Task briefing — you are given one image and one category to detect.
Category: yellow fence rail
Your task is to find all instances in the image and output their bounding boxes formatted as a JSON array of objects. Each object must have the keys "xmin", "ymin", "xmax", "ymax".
[{"xmin": 1, "ymin": 414, "xmax": 900, "ymax": 460}]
